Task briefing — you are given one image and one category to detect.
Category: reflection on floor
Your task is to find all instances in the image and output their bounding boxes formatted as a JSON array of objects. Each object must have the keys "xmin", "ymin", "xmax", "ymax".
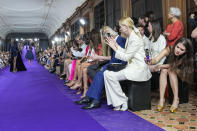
[{"xmin": 132, "ymin": 88, "xmax": 197, "ymax": 131}]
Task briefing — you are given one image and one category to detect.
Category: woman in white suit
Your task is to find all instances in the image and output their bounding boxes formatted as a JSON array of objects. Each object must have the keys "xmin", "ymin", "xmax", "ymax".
[{"xmin": 104, "ymin": 17, "xmax": 152, "ymax": 111}]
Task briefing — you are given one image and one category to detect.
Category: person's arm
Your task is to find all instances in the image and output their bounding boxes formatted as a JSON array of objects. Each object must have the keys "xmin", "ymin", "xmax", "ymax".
[
  {"xmin": 152, "ymin": 64, "xmax": 170, "ymax": 72},
  {"xmin": 115, "ymin": 38, "xmax": 141, "ymax": 61},
  {"xmin": 150, "ymin": 47, "xmax": 170, "ymax": 65},
  {"xmin": 90, "ymin": 54, "xmax": 111, "ymax": 61},
  {"xmin": 191, "ymin": 27, "xmax": 197, "ymax": 39},
  {"xmin": 106, "ymin": 35, "xmax": 143, "ymax": 61}
]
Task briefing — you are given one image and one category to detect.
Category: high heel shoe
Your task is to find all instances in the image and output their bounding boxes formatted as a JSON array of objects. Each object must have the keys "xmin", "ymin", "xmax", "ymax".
[
  {"xmin": 170, "ymin": 99, "xmax": 179, "ymax": 113},
  {"xmin": 157, "ymin": 105, "xmax": 164, "ymax": 112},
  {"xmin": 170, "ymin": 106, "xmax": 178, "ymax": 113},
  {"xmin": 60, "ymin": 74, "xmax": 66, "ymax": 78},
  {"xmin": 76, "ymin": 90, "xmax": 82, "ymax": 95},
  {"xmin": 70, "ymin": 83, "xmax": 81, "ymax": 90},
  {"xmin": 60, "ymin": 74, "xmax": 67, "ymax": 80},
  {"xmin": 66, "ymin": 80, "xmax": 76, "ymax": 87},
  {"xmin": 120, "ymin": 102, "xmax": 128, "ymax": 111},
  {"xmin": 157, "ymin": 99, "xmax": 165, "ymax": 112},
  {"xmin": 113, "ymin": 106, "xmax": 121, "ymax": 111}
]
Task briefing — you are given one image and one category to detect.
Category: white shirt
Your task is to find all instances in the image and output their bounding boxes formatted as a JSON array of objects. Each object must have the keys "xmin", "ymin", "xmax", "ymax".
[
  {"xmin": 149, "ymin": 35, "xmax": 166, "ymax": 65},
  {"xmin": 143, "ymin": 35, "xmax": 151, "ymax": 50},
  {"xmin": 70, "ymin": 47, "xmax": 81, "ymax": 57},
  {"xmin": 70, "ymin": 43, "xmax": 87, "ymax": 57},
  {"xmin": 79, "ymin": 43, "xmax": 87, "ymax": 57}
]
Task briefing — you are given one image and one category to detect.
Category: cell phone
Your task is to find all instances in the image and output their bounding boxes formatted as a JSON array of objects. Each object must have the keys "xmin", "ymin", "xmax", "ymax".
[
  {"xmin": 145, "ymin": 49, "xmax": 149, "ymax": 62},
  {"xmin": 106, "ymin": 33, "xmax": 111, "ymax": 37}
]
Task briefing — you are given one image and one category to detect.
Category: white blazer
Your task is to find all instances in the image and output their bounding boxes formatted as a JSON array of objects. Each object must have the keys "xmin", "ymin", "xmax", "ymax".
[{"xmin": 115, "ymin": 31, "xmax": 152, "ymax": 81}]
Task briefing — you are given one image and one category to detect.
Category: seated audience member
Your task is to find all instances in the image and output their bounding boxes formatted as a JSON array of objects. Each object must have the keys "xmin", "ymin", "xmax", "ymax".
[
  {"xmin": 147, "ymin": 20, "xmax": 166, "ymax": 72},
  {"xmin": 138, "ymin": 15, "xmax": 150, "ymax": 37},
  {"xmin": 163, "ymin": 7, "xmax": 183, "ymax": 46},
  {"xmin": 62, "ymin": 36, "xmax": 87, "ymax": 83},
  {"xmin": 147, "ymin": 38, "xmax": 193, "ymax": 112},
  {"xmin": 69, "ymin": 29, "xmax": 103, "ymax": 98},
  {"xmin": 145, "ymin": 11, "xmax": 156, "ymax": 22},
  {"xmin": 48, "ymin": 48, "xmax": 60, "ymax": 73},
  {"xmin": 61, "ymin": 40, "xmax": 80, "ymax": 80},
  {"xmin": 103, "ymin": 17, "xmax": 151, "ymax": 111},
  {"xmin": 58, "ymin": 45, "xmax": 71, "ymax": 78},
  {"xmin": 136, "ymin": 23, "xmax": 151, "ymax": 49},
  {"xmin": 0, "ymin": 55, "xmax": 5, "ymax": 69},
  {"xmin": 75, "ymin": 26, "xmax": 127, "ymax": 109}
]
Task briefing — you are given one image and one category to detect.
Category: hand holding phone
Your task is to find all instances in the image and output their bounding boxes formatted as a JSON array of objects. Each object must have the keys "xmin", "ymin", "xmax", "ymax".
[{"xmin": 145, "ymin": 49, "xmax": 150, "ymax": 62}]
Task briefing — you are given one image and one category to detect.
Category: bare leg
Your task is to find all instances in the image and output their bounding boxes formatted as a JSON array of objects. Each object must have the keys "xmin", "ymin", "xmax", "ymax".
[
  {"xmin": 70, "ymin": 64, "xmax": 83, "ymax": 90},
  {"xmin": 13, "ymin": 56, "xmax": 17, "ymax": 72},
  {"xmin": 168, "ymin": 70, "xmax": 179, "ymax": 110},
  {"xmin": 158, "ymin": 69, "xmax": 168, "ymax": 107},
  {"xmin": 81, "ymin": 67, "xmax": 89, "ymax": 98},
  {"xmin": 62, "ymin": 59, "xmax": 69, "ymax": 74},
  {"xmin": 64, "ymin": 59, "xmax": 72, "ymax": 80},
  {"xmin": 66, "ymin": 60, "xmax": 80, "ymax": 86}
]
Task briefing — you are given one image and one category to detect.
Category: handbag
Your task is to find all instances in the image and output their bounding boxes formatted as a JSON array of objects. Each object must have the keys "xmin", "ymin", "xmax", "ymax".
[{"xmin": 106, "ymin": 63, "xmax": 126, "ymax": 72}]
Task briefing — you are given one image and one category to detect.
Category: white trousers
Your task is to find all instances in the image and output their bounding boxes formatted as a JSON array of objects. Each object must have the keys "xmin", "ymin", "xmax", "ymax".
[{"xmin": 104, "ymin": 70, "xmax": 128, "ymax": 107}]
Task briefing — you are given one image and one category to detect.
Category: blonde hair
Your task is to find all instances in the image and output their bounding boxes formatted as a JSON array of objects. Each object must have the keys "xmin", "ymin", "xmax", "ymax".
[
  {"xmin": 100, "ymin": 26, "xmax": 118, "ymax": 56},
  {"xmin": 119, "ymin": 17, "xmax": 134, "ymax": 30},
  {"xmin": 101, "ymin": 26, "xmax": 118, "ymax": 37}
]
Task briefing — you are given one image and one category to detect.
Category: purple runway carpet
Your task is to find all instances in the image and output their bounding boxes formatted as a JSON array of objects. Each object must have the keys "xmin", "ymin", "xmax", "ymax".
[{"xmin": 0, "ymin": 48, "xmax": 164, "ymax": 131}]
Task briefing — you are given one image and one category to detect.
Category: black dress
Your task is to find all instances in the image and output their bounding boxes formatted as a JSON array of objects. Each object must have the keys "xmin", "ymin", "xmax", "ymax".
[
  {"xmin": 16, "ymin": 52, "xmax": 27, "ymax": 71},
  {"xmin": 9, "ymin": 42, "xmax": 26, "ymax": 72}
]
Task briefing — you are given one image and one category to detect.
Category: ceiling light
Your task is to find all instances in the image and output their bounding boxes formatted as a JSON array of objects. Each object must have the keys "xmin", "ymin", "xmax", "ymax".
[
  {"xmin": 52, "ymin": 40, "xmax": 55, "ymax": 44},
  {"xmin": 79, "ymin": 18, "xmax": 85, "ymax": 25},
  {"xmin": 55, "ymin": 37, "xmax": 59, "ymax": 42},
  {"xmin": 34, "ymin": 38, "xmax": 38, "ymax": 41},
  {"xmin": 66, "ymin": 31, "xmax": 70, "ymax": 36}
]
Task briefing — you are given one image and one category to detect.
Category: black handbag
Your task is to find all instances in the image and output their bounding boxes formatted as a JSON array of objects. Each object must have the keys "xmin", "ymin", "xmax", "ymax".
[{"xmin": 106, "ymin": 63, "xmax": 126, "ymax": 72}]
